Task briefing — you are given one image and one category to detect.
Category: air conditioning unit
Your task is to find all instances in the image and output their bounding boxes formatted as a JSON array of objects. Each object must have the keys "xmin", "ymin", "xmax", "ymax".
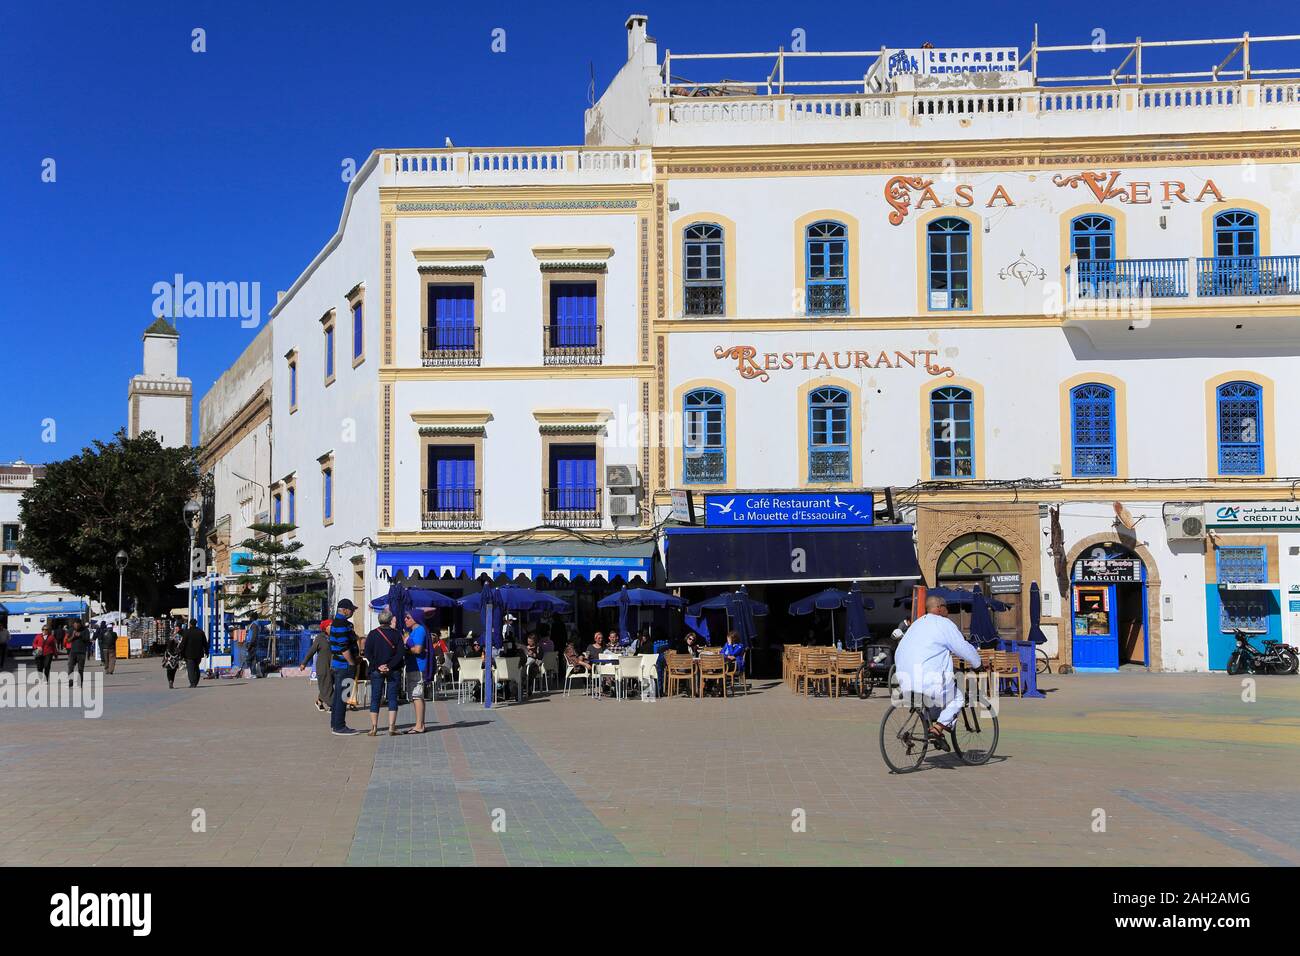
[
  {"xmin": 1164, "ymin": 503, "xmax": 1206, "ymax": 542},
  {"xmin": 605, "ymin": 464, "xmax": 639, "ymax": 489},
  {"xmin": 609, "ymin": 494, "xmax": 639, "ymax": 517}
]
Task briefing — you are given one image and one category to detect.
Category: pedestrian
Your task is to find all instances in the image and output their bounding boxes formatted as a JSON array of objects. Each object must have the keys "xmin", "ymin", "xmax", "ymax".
[
  {"xmin": 33, "ymin": 622, "xmax": 57, "ymax": 679},
  {"xmin": 328, "ymin": 599, "xmax": 360, "ymax": 736},
  {"xmin": 178, "ymin": 620, "xmax": 208, "ymax": 688},
  {"xmin": 162, "ymin": 628, "xmax": 182, "ymax": 688},
  {"xmin": 301, "ymin": 619, "xmax": 334, "ymax": 712},
  {"xmin": 0, "ymin": 617, "xmax": 9, "ymax": 670},
  {"xmin": 102, "ymin": 622, "xmax": 118, "ymax": 675},
  {"xmin": 364, "ymin": 609, "xmax": 405, "ymax": 736},
  {"xmin": 65, "ymin": 621, "xmax": 91, "ymax": 685},
  {"xmin": 402, "ymin": 610, "xmax": 429, "ymax": 734}
]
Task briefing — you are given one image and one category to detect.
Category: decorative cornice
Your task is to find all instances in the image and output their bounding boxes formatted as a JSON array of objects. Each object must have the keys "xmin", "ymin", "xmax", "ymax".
[
  {"xmin": 532, "ymin": 245, "xmax": 615, "ymax": 261},
  {"xmin": 412, "ymin": 248, "xmax": 494, "ymax": 263},
  {"xmin": 418, "ymin": 425, "xmax": 488, "ymax": 437},
  {"xmin": 416, "ymin": 264, "xmax": 485, "ymax": 275},
  {"xmin": 345, "ymin": 281, "xmax": 365, "ymax": 301},
  {"xmin": 319, "ymin": 308, "xmax": 335, "ymax": 326},
  {"xmin": 411, "ymin": 410, "xmax": 494, "ymax": 427},
  {"xmin": 532, "ymin": 409, "xmax": 614, "ymax": 426}
]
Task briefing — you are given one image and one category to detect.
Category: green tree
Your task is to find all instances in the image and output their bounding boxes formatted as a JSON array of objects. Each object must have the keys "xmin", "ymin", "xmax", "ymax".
[
  {"xmin": 224, "ymin": 522, "xmax": 320, "ymax": 660},
  {"xmin": 17, "ymin": 430, "xmax": 206, "ymax": 616}
]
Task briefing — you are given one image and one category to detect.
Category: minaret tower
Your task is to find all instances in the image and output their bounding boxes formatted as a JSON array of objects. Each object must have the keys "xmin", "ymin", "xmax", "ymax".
[{"xmin": 128, "ymin": 318, "xmax": 193, "ymax": 447}]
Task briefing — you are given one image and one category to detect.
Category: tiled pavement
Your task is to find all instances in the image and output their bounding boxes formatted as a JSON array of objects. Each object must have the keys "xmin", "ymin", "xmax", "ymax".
[{"xmin": 1, "ymin": 656, "xmax": 1297, "ymax": 866}]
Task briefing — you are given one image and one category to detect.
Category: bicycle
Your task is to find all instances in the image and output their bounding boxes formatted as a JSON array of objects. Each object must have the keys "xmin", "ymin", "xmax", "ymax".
[
  {"xmin": 879, "ymin": 674, "xmax": 999, "ymax": 773},
  {"xmin": 1035, "ymin": 647, "xmax": 1052, "ymax": 675}
]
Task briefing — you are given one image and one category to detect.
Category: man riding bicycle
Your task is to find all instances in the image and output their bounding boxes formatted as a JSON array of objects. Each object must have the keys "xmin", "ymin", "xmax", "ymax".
[{"xmin": 894, "ymin": 595, "xmax": 983, "ymax": 751}]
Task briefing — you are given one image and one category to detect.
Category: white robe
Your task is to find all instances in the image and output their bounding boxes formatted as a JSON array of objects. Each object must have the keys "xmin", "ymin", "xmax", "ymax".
[{"xmin": 894, "ymin": 613, "xmax": 982, "ymax": 725}]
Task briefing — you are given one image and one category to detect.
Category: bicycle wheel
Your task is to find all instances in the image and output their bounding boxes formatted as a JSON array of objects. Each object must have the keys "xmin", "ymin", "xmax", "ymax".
[
  {"xmin": 1035, "ymin": 648, "xmax": 1051, "ymax": 675},
  {"xmin": 880, "ymin": 704, "xmax": 929, "ymax": 773},
  {"xmin": 950, "ymin": 705, "xmax": 998, "ymax": 766}
]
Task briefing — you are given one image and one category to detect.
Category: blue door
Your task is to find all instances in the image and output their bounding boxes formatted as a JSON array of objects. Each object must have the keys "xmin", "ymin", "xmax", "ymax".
[{"xmin": 1072, "ymin": 584, "xmax": 1119, "ymax": 670}]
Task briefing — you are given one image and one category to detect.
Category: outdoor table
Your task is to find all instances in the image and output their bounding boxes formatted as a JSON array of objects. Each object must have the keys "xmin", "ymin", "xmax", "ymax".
[{"xmin": 996, "ymin": 638, "xmax": 1044, "ymax": 699}]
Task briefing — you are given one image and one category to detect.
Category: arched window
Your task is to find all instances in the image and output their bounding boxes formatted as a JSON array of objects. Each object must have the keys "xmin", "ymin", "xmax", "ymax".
[
  {"xmin": 808, "ymin": 386, "xmax": 851, "ymax": 482},
  {"xmin": 683, "ymin": 388, "xmax": 726, "ymax": 483},
  {"xmin": 1071, "ymin": 215, "xmax": 1115, "ymax": 262},
  {"xmin": 1070, "ymin": 383, "xmax": 1117, "ymax": 477},
  {"xmin": 930, "ymin": 386, "xmax": 974, "ymax": 477},
  {"xmin": 683, "ymin": 223, "xmax": 725, "ymax": 316},
  {"xmin": 926, "ymin": 217, "xmax": 971, "ymax": 310},
  {"xmin": 1214, "ymin": 210, "xmax": 1258, "ymax": 258},
  {"xmin": 1217, "ymin": 381, "xmax": 1264, "ymax": 475},
  {"xmin": 805, "ymin": 221, "xmax": 848, "ymax": 315}
]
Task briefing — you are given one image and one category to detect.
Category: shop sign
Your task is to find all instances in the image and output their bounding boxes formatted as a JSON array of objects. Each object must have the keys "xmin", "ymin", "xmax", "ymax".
[
  {"xmin": 670, "ymin": 490, "xmax": 695, "ymax": 524},
  {"xmin": 885, "ymin": 176, "xmax": 1016, "ymax": 225},
  {"xmin": 714, "ymin": 345, "xmax": 954, "ymax": 381},
  {"xmin": 1073, "ymin": 557, "xmax": 1142, "ymax": 583},
  {"xmin": 988, "ymin": 573, "xmax": 1021, "ymax": 594},
  {"xmin": 1208, "ymin": 502, "xmax": 1300, "ymax": 529},
  {"xmin": 1052, "ymin": 171, "xmax": 1223, "ymax": 206},
  {"xmin": 703, "ymin": 492, "xmax": 874, "ymax": 528}
]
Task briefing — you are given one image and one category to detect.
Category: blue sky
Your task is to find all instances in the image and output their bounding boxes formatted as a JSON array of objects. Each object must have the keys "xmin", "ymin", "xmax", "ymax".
[{"xmin": 2, "ymin": 0, "xmax": 1295, "ymax": 462}]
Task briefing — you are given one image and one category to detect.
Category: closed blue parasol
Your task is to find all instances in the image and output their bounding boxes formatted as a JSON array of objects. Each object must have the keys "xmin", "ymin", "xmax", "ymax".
[
  {"xmin": 968, "ymin": 586, "xmax": 1001, "ymax": 648},
  {"xmin": 788, "ymin": 587, "xmax": 876, "ymax": 649},
  {"xmin": 1028, "ymin": 582, "xmax": 1048, "ymax": 645},
  {"xmin": 596, "ymin": 587, "xmax": 684, "ymax": 644}
]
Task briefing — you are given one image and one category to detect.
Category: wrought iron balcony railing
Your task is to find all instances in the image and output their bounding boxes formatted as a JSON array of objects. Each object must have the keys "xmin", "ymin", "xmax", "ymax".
[
  {"xmin": 683, "ymin": 448, "xmax": 726, "ymax": 483},
  {"xmin": 806, "ymin": 282, "xmax": 849, "ymax": 315},
  {"xmin": 542, "ymin": 487, "xmax": 601, "ymax": 528},
  {"xmin": 684, "ymin": 284, "xmax": 725, "ymax": 317},
  {"xmin": 809, "ymin": 449, "xmax": 852, "ymax": 483},
  {"xmin": 422, "ymin": 325, "xmax": 481, "ymax": 367},
  {"xmin": 542, "ymin": 323, "xmax": 603, "ymax": 365},
  {"xmin": 422, "ymin": 488, "xmax": 481, "ymax": 530}
]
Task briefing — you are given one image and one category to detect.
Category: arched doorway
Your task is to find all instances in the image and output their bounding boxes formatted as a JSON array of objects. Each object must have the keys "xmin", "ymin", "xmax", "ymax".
[
  {"xmin": 1070, "ymin": 542, "xmax": 1148, "ymax": 670},
  {"xmin": 936, "ymin": 532, "xmax": 1021, "ymax": 640}
]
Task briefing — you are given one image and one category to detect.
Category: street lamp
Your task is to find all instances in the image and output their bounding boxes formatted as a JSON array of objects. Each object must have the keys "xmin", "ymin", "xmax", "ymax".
[
  {"xmin": 115, "ymin": 549, "xmax": 128, "ymax": 640},
  {"xmin": 183, "ymin": 499, "xmax": 202, "ymax": 627}
]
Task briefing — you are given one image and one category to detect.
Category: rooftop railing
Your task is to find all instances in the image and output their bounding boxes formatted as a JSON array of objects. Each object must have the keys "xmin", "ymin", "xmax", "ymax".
[{"xmin": 384, "ymin": 147, "xmax": 651, "ymax": 187}]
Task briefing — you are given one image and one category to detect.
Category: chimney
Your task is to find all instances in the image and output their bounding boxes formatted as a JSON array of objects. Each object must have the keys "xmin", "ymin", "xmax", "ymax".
[{"xmin": 626, "ymin": 14, "xmax": 648, "ymax": 61}]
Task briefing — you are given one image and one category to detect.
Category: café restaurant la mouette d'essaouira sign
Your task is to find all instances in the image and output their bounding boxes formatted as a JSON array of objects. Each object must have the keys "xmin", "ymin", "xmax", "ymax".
[{"xmin": 704, "ymin": 492, "xmax": 875, "ymax": 528}]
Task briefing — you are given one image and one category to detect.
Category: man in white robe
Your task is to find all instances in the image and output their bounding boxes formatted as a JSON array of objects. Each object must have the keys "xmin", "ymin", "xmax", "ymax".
[{"xmin": 894, "ymin": 595, "xmax": 983, "ymax": 745}]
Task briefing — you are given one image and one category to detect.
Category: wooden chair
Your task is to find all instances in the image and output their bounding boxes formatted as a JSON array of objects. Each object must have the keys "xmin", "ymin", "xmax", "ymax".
[
  {"xmin": 788, "ymin": 646, "xmax": 809, "ymax": 693},
  {"xmin": 830, "ymin": 650, "xmax": 864, "ymax": 698},
  {"xmin": 665, "ymin": 652, "xmax": 697, "ymax": 698},
  {"xmin": 802, "ymin": 651, "xmax": 833, "ymax": 698},
  {"xmin": 995, "ymin": 650, "xmax": 1024, "ymax": 698},
  {"xmin": 698, "ymin": 654, "xmax": 727, "ymax": 697}
]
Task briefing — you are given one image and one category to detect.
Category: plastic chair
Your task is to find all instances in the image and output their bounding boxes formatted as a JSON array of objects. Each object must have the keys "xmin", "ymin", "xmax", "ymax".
[{"xmin": 563, "ymin": 660, "xmax": 594, "ymax": 697}]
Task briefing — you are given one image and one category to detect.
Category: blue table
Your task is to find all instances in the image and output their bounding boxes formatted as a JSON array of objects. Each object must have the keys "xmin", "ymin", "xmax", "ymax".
[{"xmin": 996, "ymin": 638, "xmax": 1045, "ymax": 699}]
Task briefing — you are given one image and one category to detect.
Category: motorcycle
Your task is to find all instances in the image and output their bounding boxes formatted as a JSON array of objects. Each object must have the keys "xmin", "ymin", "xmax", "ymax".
[{"xmin": 1226, "ymin": 629, "xmax": 1299, "ymax": 675}]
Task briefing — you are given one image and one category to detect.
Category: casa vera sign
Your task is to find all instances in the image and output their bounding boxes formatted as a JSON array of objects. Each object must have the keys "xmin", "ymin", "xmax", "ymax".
[{"xmin": 715, "ymin": 344, "xmax": 954, "ymax": 382}]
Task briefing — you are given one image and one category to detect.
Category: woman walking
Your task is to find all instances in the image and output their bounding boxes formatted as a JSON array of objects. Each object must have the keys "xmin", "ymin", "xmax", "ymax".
[
  {"xmin": 162, "ymin": 627, "xmax": 183, "ymax": 688},
  {"xmin": 33, "ymin": 622, "xmax": 57, "ymax": 679}
]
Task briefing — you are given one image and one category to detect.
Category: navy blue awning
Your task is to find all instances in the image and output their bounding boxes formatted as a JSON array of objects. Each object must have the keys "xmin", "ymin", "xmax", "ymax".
[
  {"xmin": 376, "ymin": 550, "xmax": 473, "ymax": 580},
  {"xmin": 664, "ymin": 526, "xmax": 920, "ymax": 587}
]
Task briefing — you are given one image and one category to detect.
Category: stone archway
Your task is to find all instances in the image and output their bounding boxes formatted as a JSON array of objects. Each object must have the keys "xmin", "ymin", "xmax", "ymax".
[{"xmin": 1063, "ymin": 532, "xmax": 1163, "ymax": 672}]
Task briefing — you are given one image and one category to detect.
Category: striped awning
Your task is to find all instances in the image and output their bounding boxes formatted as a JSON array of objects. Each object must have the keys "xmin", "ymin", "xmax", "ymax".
[{"xmin": 376, "ymin": 550, "xmax": 473, "ymax": 580}]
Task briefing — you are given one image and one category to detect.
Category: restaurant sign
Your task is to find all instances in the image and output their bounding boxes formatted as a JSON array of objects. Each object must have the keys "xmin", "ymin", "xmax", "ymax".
[
  {"xmin": 1208, "ymin": 502, "xmax": 1300, "ymax": 529},
  {"xmin": 704, "ymin": 492, "xmax": 874, "ymax": 528},
  {"xmin": 715, "ymin": 345, "xmax": 954, "ymax": 381},
  {"xmin": 1073, "ymin": 557, "xmax": 1142, "ymax": 583}
]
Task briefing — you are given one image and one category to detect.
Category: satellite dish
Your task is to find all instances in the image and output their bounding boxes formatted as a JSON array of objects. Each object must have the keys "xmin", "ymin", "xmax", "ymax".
[{"xmin": 1113, "ymin": 501, "xmax": 1138, "ymax": 530}]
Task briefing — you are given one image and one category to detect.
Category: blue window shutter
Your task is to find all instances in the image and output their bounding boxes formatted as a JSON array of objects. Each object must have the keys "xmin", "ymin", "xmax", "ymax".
[{"xmin": 353, "ymin": 303, "xmax": 363, "ymax": 358}]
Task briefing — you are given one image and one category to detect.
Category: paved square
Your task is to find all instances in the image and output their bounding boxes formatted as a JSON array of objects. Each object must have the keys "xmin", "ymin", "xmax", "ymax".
[{"xmin": 1, "ymin": 658, "xmax": 1297, "ymax": 866}]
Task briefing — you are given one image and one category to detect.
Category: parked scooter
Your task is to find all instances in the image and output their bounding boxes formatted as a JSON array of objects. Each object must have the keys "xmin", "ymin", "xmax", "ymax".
[{"xmin": 1226, "ymin": 628, "xmax": 1299, "ymax": 675}]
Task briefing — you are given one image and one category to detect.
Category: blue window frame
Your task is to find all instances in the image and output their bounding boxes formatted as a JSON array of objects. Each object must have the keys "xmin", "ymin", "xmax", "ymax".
[
  {"xmin": 1216, "ymin": 545, "xmax": 1269, "ymax": 633},
  {"xmin": 548, "ymin": 281, "xmax": 598, "ymax": 348},
  {"xmin": 3, "ymin": 523, "xmax": 19, "ymax": 551},
  {"xmin": 427, "ymin": 445, "xmax": 477, "ymax": 513},
  {"xmin": 683, "ymin": 388, "xmax": 726, "ymax": 484},
  {"xmin": 1071, "ymin": 215, "xmax": 1115, "ymax": 296},
  {"xmin": 323, "ymin": 468, "xmax": 333, "ymax": 521},
  {"xmin": 808, "ymin": 386, "xmax": 851, "ymax": 482},
  {"xmin": 1216, "ymin": 381, "xmax": 1264, "ymax": 475},
  {"xmin": 287, "ymin": 485, "xmax": 296, "ymax": 525},
  {"xmin": 289, "ymin": 360, "xmax": 297, "ymax": 409},
  {"xmin": 1, "ymin": 566, "xmax": 17, "ymax": 592},
  {"xmin": 273, "ymin": 492, "xmax": 282, "ymax": 525},
  {"xmin": 324, "ymin": 325, "xmax": 335, "ymax": 379},
  {"xmin": 1214, "ymin": 210, "xmax": 1258, "ymax": 259},
  {"xmin": 548, "ymin": 444, "xmax": 597, "ymax": 512},
  {"xmin": 427, "ymin": 285, "xmax": 476, "ymax": 350},
  {"xmin": 805, "ymin": 220, "xmax": 848, "ymax": 315},
  {"xmin": 352, "ymin": 301, "xmax": 363, "ymax": 360},
  {"xmin": 927, "ymin": 217, "xmax": 971, "ymax": 310},
  {"xmin": 684, "ymin": 223, "xmax": 725, "ymax": 316},
  {"xmin": 1070, "ymin": 383, "xmax": 1117, "ymax": 477},
  {"xmin": 930, "ymin": 386, "xmax": 974, "ymax": 478}
]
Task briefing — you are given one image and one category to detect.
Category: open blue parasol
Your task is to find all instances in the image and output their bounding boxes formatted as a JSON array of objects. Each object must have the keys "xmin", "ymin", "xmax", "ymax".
[{"xmin": 596, "ymin": 587, "xmax": 684, "ymax": 645}]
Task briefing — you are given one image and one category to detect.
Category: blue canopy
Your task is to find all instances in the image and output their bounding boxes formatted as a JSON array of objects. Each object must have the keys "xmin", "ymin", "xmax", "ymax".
[
  {"xmin": 458, "ymin": 586, "xmax": 571, "ymax": 615},
  {"xmin": 596, "ymin": 587, "xmax": 685, "ymax": 644},
  {"xmin": 1028, "ymin": 582, "xmax": 1048, "ymax": 645},
  {"xmin": 370, "ymin": 583, "xmax": 457, "ymax": 615},
  {"xmin": 687, "ymin": 588, "xmax": 766, "ymax": 651},
  {"xmin": 788, "ymin": 587, "xmax": 876, "ymax": 650},
  {"xmin": 968, "ymin": 586, "xmax": 1001, "ymax": 648}
]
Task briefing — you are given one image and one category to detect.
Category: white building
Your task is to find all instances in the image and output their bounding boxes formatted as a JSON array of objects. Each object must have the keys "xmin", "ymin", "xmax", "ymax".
[
  {"xmin": 0, "ymin": 462, "xmax": 90, "ymax": 647},
  {"xmin": 128, "ymin": 318, "xmax": 192, "ymax": 448},
  {"xmin": 258, "ymin": 16, "xmax": 1300, "ymax": 670}
]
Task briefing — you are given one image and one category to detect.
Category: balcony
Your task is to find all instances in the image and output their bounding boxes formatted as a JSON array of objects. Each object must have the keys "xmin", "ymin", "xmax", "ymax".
[
  {"xmin": 542, "ymin": 487, "xmax": 602, "ymax": 529},
  {"xmin": 806, "ymin": 283, "xmax": 849, "ymax": 316},
  {"xmin": 422, "ymin": 325, "xmax": 480, "ymax": 367},
  {"xmin": 542, "ymin": 324, "xmax": 603, "ymax": 366},
  {"xmin": 422, "ymin": 488, "xmax": 481, "ymax": 531},
  {"xmin": 809, "ymin": 449, "xmax": 852, "ymax": 483},
  {"xmin": 683, "ymin": 449, "xmax": 726, "ymax": 484},
  {"xmin": 684, "ymin": 284, "xmax": 725, "ymax": 317},
  {"xmin": 1197, "ymin": 256, "xmax": 1300, "ymax": 297},
  {"xmin": 1071, "ymin": 258, "xmax": 1188, "ymax": 300}
]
